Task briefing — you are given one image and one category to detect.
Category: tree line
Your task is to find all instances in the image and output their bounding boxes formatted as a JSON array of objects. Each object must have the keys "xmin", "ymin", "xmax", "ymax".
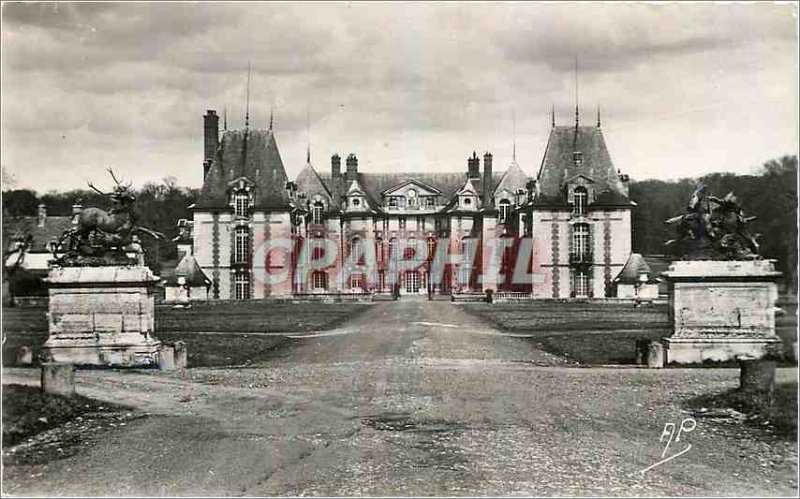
[{"xmin": 2, "ymin": 155, "xmax": 797, "ymax": 289}]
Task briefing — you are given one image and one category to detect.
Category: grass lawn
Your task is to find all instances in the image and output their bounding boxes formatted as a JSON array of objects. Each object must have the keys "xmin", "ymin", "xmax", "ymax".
[
  {"xmin": 686, "ymin": 382, "xmax": 798, "ymax": 441},
  {"xmin": 2, "ymin": 301, "xmax": 371, "ymax": 368},
  {"xmin": 464, "ymin": 298, "xmax": 798, "ymax": 366}
]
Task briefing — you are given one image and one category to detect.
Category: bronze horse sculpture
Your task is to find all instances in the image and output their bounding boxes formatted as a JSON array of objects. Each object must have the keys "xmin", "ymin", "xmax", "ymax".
[{"xmin": 54, "ymin": 169, "xmax": 164, "ymax": 264}]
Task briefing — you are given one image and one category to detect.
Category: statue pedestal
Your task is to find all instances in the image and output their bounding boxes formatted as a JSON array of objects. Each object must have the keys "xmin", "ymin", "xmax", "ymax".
[
  {"xmin": 42, "ymin": 266, "xmax": 162, "ymax": 367},
  {"xmin": 661, "ymin": 260, "xmax": 783, "ymax": 364}
]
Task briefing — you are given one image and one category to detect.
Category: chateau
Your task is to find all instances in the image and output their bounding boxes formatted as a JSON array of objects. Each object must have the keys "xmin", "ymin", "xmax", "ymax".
[{"xmin": 189, "ymin": 109, "xmax": 634, "ymax": 300}]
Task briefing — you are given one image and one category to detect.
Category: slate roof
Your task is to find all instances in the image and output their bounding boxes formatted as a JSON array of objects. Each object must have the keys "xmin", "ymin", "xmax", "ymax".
[
  {"xmin": 534, "ymin": 125, "xmax": 630, "ymax": 206},
  {"xmin": 307, "ymin": 171, "xmax": 505, "ymax": 214},
  {"xmin": 162, "ymin": 254, "xmax": 211, "ymax": 287},
  {"xmin": 493, "ymin": 160, "xmax": 530, "ymax": 197},
  {"xmin": 614, "ymin": 253, "xmax": 659, "ymax": 284},
  {"xmin": 2, "ymin": 216, "xmax": 73, "ymax": 254},
  {"xmin": 196, "ymin": 129, "xmax": 291, "ymax": 210}
]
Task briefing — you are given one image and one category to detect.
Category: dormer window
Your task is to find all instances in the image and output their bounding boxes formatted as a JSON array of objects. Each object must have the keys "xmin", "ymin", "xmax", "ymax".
[
  {"xmin": 463, "ymin": 197, "xmax": 472, "ymax": 206},
  {"xmin": 234, "ymin": 192, "xmax": 249, "ymax": 218},
  {"xmin": 311, "ymin": 201, "xmax": 324, "ymax": 225},
  {"xmin": 389, "ymin": 197, "xmax": 398, "ymax": 209},
  {"xmin": 352, "ymin": 198, "xmax": 360, "ymax": 207},
  {"xmin": 573, "ymin": 187, "xmax": 587, "ymax": 217},
  {"xmin": 499, "ymin": 199, "xmax": 511, "ymax": 223},
  {"xmin": 425, "ymin": 197, "xmax": 435, "ymax": 207},
  {"xmin": 573, "ymin": 151, "xmax": 583, "ymax": 166}
]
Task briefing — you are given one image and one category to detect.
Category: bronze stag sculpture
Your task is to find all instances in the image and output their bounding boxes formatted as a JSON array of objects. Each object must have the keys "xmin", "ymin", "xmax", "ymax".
[
  {"xmin": 53, "ymin": 169, "xmax": 164, "ymax": 266},
  {"xmin": 664, "ymin": 180, "xmax": 760, "ymax": 260}
]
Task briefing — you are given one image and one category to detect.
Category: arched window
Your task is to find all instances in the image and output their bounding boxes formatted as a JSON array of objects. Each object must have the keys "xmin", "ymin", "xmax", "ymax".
[
  {"xmin": 312, "ymin": 201, "xmax": 324, "ymax": 225},
  {"xmin": 573, "ymin": 187, "xmax": 587, "ymax": 217},
  {"xmin": 498, "ymin": 199, "xmax": 511, "ymax": 223}
]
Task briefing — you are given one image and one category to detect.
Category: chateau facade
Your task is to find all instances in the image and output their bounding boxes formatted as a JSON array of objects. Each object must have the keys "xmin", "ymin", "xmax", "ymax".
[{"xmin": 190, "ymin": 109, "xmax": 634, "ymax": 299}]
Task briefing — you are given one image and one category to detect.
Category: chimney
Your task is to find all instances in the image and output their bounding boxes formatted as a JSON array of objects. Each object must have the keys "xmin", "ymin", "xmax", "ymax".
[
  {"xmin": 483, "ymin": 152, "xmax": 493, "ymax": 206},
  {"xmin": 345, "ymin": 153, "xmax": 358, "ymax": 182},
  {"xmin": 203, "ymin": 110, "xmax": 219, "ymax": 178},
  {"xmin": 331, "ymin": 153, "xmax": 341, "ymax": 178},
  {"xmin": 37, "ymin": 203, "xmax": 47, "ymax": 227},
  {"xmin": 467, "ymin": 151, "xmax": 480, "ymax": 179}
]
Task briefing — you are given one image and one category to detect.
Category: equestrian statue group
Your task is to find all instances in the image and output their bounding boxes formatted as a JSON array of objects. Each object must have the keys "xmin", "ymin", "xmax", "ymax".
[
  {"xmin": 53, "ymin": 169, "xmax": 164, "ymax": 266},
  {"xmin": 665, "ymin": 180, "xmax": 760, "ymax": 260}
]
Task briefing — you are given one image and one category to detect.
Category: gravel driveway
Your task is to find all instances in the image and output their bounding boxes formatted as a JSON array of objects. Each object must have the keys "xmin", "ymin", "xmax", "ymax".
[{"xmin": 2, "ymin": 300, "xmax": 797, "ymax": 496}]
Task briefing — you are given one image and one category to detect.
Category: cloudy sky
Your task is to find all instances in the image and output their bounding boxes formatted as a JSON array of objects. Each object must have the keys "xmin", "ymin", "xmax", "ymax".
[{"xmin": 1, "ymin": 2, "xmax": 797, "ymax": 193}]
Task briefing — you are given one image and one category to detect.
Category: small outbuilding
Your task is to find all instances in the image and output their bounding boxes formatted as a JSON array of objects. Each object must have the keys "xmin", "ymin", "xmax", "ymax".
[
  {"xmin": 162, "ymin": 254, "xmax": 211, "ymax": 303},
  {"xmin": 614, "ymin": 253, "xmax": 660, "ymax": 300}
]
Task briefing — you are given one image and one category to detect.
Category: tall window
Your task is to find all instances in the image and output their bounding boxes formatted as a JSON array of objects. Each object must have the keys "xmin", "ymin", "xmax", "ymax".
[
  {"xmin": 458, "ymin": 265, "xmax": 471, "ymax": 287},
  {"xmin": 235, "ymin": 272, "xmax": 250, "ymax": 300},
  {"xmin": 399, "ymin": 217, "xmax": 406, "ymax": 230},
  {"xmin": 574, "ymin": 269, "xmax": 589, "ymax": 297},
  {"xmin": 499, "ymin": 199, "xmax": 511, "ymax": 223},
  {"xmin": 404, "ymin": 238, "xmax": 417, "ymax": 261},
  {"xmin": 377, "ymin": 270, "xmax": 386, "ymax": 290},
  {"xmin": 389, "ymin": 238, "xmax": 399, "ymax": 258},
  {"xmin": 460, "ymin": 237, "xmax": 474, "ymax": 264},
  {"xmin": 234, "ymin": 192, "xmax": 249, "ymax": 218},
  {"xmin": 311, "ymin": 237, "xmax": 326, "ymax": 262},
  {"xmin": 389, "ymin": 197, "xmax": 398, "ymax": 209},
  {"xmin": 375, "ymin": 238, "xmax": 384, "ymax": 263},
  {"xmin": 426, "ymin": 238, "xmax": 436, "ymax": 260},
  {"xmin": 312, "ymin": 201, "xmax": 324, "ymax": 225},
  {"xmin": 234, "ymin": 226, "xmax": 249, "ymax": 264},
  {"xmin": 426, "ymin": 196, "xmax": 435, "ymax": 207},
  {"xmin": 350, "ymin": 237, "xmax": 362, "ymax": 264},
  {"xmin": 573, "ymin": 187, "xmax": 587, "ymax": 217},
  {"xmin": 573, "ymin": 223, "xmax": 590, "ymax": 259},
  {"xmin": 312, "ymin": 271, "xmax": 327, "ymax": 291}
]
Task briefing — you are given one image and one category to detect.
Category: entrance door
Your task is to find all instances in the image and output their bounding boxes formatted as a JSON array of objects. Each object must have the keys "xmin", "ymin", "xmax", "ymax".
[{"xmin": 405, "ymin": 271, "xmax": 420, "ymax": 294}]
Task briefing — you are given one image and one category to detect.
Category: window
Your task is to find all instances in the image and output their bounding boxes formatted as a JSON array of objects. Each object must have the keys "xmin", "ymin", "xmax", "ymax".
[
  {"xmin": 377, "ymin": 270, "xmax": 386, "ymax": 290},
  {"xmin": 312, "ymin": 201, "xmax": 324, "ymax": 225},
  {"xmin": 416, "ymin": 217, "xmax": 423, "ymax": 231},
  {"xmin": 426, "ymin": 238, "xmax": 436, "ymax": 260},
  {"xmin": 234, "ymin": 192, "xmax": 249, "ymax": 218},
  {"xmin": 404, "ymin": 238, "xmax": 417, "ymax": 261},
  {"xmin": 350, "ymin": 237, "xmax": 362, "ymax": 264},
  {"xmin": 235, "ymin": 272, "xmax": 250, "ymax": 300},
  {"xmin": 460, "ymin": 237, "xmax": 473, "ymax": 263},
  {"xmin": 426, "ymin": 196, "xmax": 435, "ymax": 207},
  {"xmin": 312, "ymin": 271, "xmax": 328, "ymax": 291},
  {"xmin": 352, "ymin": 198, "xmax": 360, "ymax": 207},
  {"xmin": 234, "ymin": 226, "xmax": 249, "ymax": 264},
  {"xmin": 573, "ymin": 187, "xmax": 587, "ymax": 217},
  {"xmin": 463, "ymin": 197, "xmax": 472, "ymax": 206},
  {"xmin": 311, "ymin": 237, "xmax": 326, "ymax": 261},
  {"xmin": 405, "ymin": 271, "xmax": 420, "ymax": 293},
  {"xmin": 399, "ymin": 217, "xmax": 406, "ymax": 230},
  {"xmin": 389, "ymin": 238, "xmax": 399, "ymax": 258},
  {"xmin": 574, "ymin": 269, "xmax": 589, "ymax": 297},
  {"xmin": 458, "ymin": 265, "xmax": 471, "ymax": 287},
  {"xmin": 573, "ymin": 151, "xmax": 583, "ymax": 166},
  {"xmin": 389, "ymin": 197, "xmax": 398, "ymax": 209},
  {"xmin": 573, "ymin": 223, "xmax": 590, "ymax": 259},
  {"xmin": 499, "ymin": 199, "xmax": 511, "ymax": 223},
  {"xmin": 375, "ymin": 238, "xmax": 384, "ymax": 263},
  {"xmin": 350, "ymin": 273, "xmax": 364, "ymax": 290}
]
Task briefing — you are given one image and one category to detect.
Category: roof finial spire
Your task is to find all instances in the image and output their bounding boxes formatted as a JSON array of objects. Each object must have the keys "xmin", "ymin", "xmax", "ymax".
[
  {"xmin": 574, "ymin": 55, "xmax": 579, "ymax": 129},
  {"xmin": 306, "ymin": 108, "xmax": 310, "ymax": 163},
  {"xmin": 245, "ymin": 61, "xmax": 251, "ymax": 130},
  {"xmin": 512, "ymin": 108, "xmax": 517, "ymax": 162},
  {"xmin": 551, "ymin": 104, "xmax": 555, "ymax": 128},
  {"xmin": 596, "ymin": 106, "xmax": 601, "ymax": 128},
  {"xmin": 269, "ymin": 106, "xmax": 274, "ymax": 132}
]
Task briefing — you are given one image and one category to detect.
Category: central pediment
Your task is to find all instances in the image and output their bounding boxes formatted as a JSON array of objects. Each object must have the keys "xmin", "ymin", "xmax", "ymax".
[{"xmin": 381, "ymin": 179, "xmax": 442, "ymax": 197}]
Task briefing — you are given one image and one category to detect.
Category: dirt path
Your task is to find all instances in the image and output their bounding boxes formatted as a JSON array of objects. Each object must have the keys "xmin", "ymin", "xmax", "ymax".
[{"xmin": 3, "ymin": 301, "xmax": 797, "ymax": 496}]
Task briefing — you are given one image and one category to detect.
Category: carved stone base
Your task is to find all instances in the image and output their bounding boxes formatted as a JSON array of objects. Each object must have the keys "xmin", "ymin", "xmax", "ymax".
[
  {"xmin": 661, "ymin": 259, "xmax": 782, "ymax": 365},
  {"xmin": 42, "ymin": 265, "xmax": 162, "ymax": 367}
]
